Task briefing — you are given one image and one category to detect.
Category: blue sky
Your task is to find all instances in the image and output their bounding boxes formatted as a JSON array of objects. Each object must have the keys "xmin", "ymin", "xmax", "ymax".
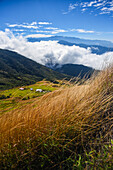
[
  {"xmin": 0, "ymin": 0, "xmax": 113, "ymax": 41},
  {"xmin": 0, "ymin": 0, "xmax": 113, "ymax": 69}
]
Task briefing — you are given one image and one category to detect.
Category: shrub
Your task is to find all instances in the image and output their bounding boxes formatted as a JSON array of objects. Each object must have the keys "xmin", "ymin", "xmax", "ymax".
[{"xmin": 0, "ymin": 95, "xmax": 7, "ymax": 99}]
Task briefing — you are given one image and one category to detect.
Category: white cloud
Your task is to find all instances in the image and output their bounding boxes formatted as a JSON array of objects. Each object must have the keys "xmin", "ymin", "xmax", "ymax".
[
  {"xmin": 93, "ymin": 2, "xmax": 105, "ymax": 7},
  {"xmin": 13, "ymin": 29, "xmax": 25, "ymax": 32},
  {"xmin": 87, "ymin": 0, "xmax": 97, "ymax": 7},
  {"xmin": 81, "ymin": 8, "xmax": 87, "ymax": 12},
  {"xmin": 69, "ymin": 3, "xmax": 78, "ymax": 11},
  {"xmin": 0, "ymin": 29, "xmax": 113, "ymax": 70},
  {"xmin": 25, "ymin": 28, "xmax": 67, "ymax": 37},
  {"xmin": 44, "ymin": 27, "xmax": 67, "ymax": 34},
  {"xmin": 100, "ymin": 11, "xmax": 110, "ymax": 15},
  {"xmin": 76, "ymin": 29, "xmax": 94, "ymax": 33},
  {"xmin": 108, "ymin": 7, "xmax": 113, "ymax": 11},
  {"xmin": 26, "ymin": 34, "xmax": 53, "ymax": 38},
  {"xmin": 62, "ymin": 3, "xmax": 78, "ymax": 14},
  {"xmin": 38, "ymin": 22, "xmax": 52, "ymax": 25},
  {"xmin": 101, "ymin": 7, "xmax": 108, "ymax": 11},
  {"xmin": 7, "ymin": 24, "xmax": 18, "ymax": 27},
  {"xmin": 51, "ymin": 29, "xmax": 67, "ymax": 34},
  {"xmin": 30, "ymin": 22, "xmax": 37, "ymax": 25},
  {"xmin": 45, "ymin": 27, "xmax": 59, "ymax": 30},
  {"xmin": 62, "ymin": 11, "xmax": 69, "ymax": 15},
  {"xmin": 71, "ymin": 29, "xmax": 95, "ymax": 34},
  {"xmin": 6, "ymin": 22, "xmax": 67, "ymax": 36},
  {"xmin": 7, "ymin": 23, "xmax": 39, "ymax": 29},
  {"xmin": 36, "ymin": 30, "xmax": 51, "ymax": 33},
  {"xmin": 100, "ymin": 5, "xmax": 113, "ymax": 15},
  {"xmin": 64, "ymin": 0, "xmax": 113, "ymax": 16},
  {"xmin": 81, "ymin": 2, "xmax": 88, "ymax": 8}
]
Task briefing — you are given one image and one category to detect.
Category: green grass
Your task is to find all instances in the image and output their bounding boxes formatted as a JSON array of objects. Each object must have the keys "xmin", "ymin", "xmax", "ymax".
[
  {"xmin": 0, "ymin": 80, "xmax": 59, "ymax": 115},
  {"xmin": 0, "ymin": 136, "xmax": 112, "ymax": 169}
]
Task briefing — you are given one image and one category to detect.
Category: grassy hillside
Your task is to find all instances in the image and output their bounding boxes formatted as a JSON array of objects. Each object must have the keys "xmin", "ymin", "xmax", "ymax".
[
  {"xmin": 0, "ymin": 49, "xmax": 70, "ymax": 90},
  {"xmin": 0, "ymin": 65, "xmax": 113, "ymax": 169},
  {"xmin": 0, "ymin": 80, "xmax": 62, "ymax": 115}
]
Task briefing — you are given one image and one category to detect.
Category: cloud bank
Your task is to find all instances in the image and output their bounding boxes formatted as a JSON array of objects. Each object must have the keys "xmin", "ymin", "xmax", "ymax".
[{"xmin": 0, "ymin": 29, "xmax": 113, "ymax": 70}]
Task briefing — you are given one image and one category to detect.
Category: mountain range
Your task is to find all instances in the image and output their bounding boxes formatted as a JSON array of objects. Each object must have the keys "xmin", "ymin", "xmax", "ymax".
[
  {"xmin": 28, "ymin": 36, "xmax": 113, "ymax": 48},
  {"xmin": 58, "ymin": 40, "xmax": 113, "ymax": 55},
  {"xmin": 50, "ymin": 63, "xmax": 95, "ymax": 78},
  {"xmin": 0, "ymin": 49, "xmax": 95, "ymax": 90},
  {"xmin": 0, "ymin": 49, "xmax": 70, "ymax": 89}
]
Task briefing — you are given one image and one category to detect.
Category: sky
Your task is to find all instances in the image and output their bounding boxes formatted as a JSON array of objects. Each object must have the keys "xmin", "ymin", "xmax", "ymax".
[
  {"xmin": 0, "ymin": 0, "xmax": 113, "ymax": 41},
  {"xmin": 0, "ymin": 0, "xmax": 113, "ymax": 69}
]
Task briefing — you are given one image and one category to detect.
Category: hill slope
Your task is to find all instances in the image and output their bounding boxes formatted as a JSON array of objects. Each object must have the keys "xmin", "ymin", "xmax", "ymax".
[
  {"xmin": 51, "ymin": 63, "xmax": 95, "ymax": 78},
  {"xmin": 0, "ymin": 49, "xmax": 69, "ymax": 89},
  {"xmin": 0, "ymin": 65, "xmax": 112, "ymax": 169}
]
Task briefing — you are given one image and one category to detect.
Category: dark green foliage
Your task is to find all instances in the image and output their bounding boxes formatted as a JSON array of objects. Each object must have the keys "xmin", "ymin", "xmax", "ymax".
[
  {"xmin": 0, "ymin": 49, "xmax": 70, "ymax": 90},
  {"xmin": 53, "ymin": 64, "xmax": 95, "ymax": 78},
  {"xmin": 0, "ymin": 95, "xmax": 7, "ymax": 99},
  {"xmin": 0, "ymin": 137, "xmax": 113, "ymax": 169}
]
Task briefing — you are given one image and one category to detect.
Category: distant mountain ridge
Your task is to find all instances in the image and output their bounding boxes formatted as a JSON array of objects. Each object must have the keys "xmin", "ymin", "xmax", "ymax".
[
  {"xmin": 58, "ymin": 40, "xmax": 113, "ymax": 55},
  {"xmin": 0, "ymin": 49, "xmax": 70, "ymax": 90},
  {"xmin": 49, "ymin": 63, "xmax": 95, "ymax": 79},
  {"xmin": 27, "ymin": 36, "xmax": 113, "ymax": 48},
  {"xmin": 0, "ymin": 49, "xmax": 97, "ymax": 90}
]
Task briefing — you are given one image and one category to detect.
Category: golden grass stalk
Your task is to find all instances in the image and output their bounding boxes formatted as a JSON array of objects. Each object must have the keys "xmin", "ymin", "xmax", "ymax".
[{"xmin": 0, "ymin": 65, "xmax": 113, "ymax": 153}]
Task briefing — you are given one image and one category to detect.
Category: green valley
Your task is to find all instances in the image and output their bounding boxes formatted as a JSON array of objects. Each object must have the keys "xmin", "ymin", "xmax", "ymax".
[{"xmin": 0, "ymin": 80, "xmax": 61, "ymax": 115}]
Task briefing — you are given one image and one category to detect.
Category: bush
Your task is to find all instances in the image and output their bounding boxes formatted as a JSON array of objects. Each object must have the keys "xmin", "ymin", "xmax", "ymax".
[{"xmin": 0, "ymin": 95, "xmax": 7, "ymax": 99}]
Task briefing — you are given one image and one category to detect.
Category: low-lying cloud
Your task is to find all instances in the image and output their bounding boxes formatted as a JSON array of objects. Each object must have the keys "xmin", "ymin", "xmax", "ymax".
[{"xmin": 0, "ymin": 29, "xmax": 113, "ymax": 70}]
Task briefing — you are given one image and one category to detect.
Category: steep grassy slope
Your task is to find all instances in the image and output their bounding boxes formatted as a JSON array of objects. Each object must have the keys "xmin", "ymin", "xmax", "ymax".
[
  {"xmin": 0, "ymin": 65, "xmax": 113, "ymax": 169},
  {"xmin": 0, "ymin": 49, "xmax": 70, "ymax": 90}
]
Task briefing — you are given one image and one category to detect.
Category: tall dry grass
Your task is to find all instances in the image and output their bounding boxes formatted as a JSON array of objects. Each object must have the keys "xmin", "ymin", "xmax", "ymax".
[{"xmin": 0, "ymin": 65, "xmax": 113, "ymax": 169}]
